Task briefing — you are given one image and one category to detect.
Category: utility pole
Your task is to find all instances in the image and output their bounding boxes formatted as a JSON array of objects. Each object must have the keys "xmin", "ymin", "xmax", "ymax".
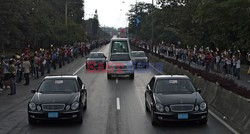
[{"xmin": 151, "ymin": 0, "xmax": 154, "ymax": 52}]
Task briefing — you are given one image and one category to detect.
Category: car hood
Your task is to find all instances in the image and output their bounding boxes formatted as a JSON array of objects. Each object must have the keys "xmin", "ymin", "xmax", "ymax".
[
  {"xmin": 87, "ymin": 58, "xmax": 105, "ymax": 61},
  {"xmin": 31, "ymin": 92, "xmax": 80, "ymax": 104},
  {"xmin": 154, "ymin": 92, "xmax": 204, "ymax": 105},
  {"xmin": 108, "ymin": 61, "xmax": 133, "ymax": 66},
  {"xmin": 132, "ymin": 57, "xmax": 148, "ymax": 60}
]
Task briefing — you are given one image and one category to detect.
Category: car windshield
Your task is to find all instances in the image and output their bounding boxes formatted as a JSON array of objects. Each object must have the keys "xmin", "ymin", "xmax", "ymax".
[
  {"xmin": 110, "ymin": 54, "xmax": 131, "ymax": 61},
  {"xmin": 38, "ymin": 79, "xmax": 78, "ymax": 93},
  {"xmin": 111, "ymin": 41, "xmax": 129, "ymax": 53},
  {"xmin": 89, "ymin": 53, "xmax": 105, "ymax": 58},
  {"xmin": 155, "ymin": 79, "xmax": 196, "ymax": 94},
  {"xmin": 131, "ymin": 52, "xmax": 146, "ymax": 57}
]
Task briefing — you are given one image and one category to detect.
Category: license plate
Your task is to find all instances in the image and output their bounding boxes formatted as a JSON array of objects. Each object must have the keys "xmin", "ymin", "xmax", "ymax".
[
  {"xmin": 48, "ymin": 112, "xmax": 58, "ymax": 118},
  {"xmin": 178, "ymin": 113, "xmax": 188, "ymax": 119}
]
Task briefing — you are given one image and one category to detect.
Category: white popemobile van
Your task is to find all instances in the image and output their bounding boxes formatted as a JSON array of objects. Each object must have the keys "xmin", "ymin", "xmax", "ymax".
[{"xmin": 107, "ymin": 38, "xmax": 134, "ymax": 79}]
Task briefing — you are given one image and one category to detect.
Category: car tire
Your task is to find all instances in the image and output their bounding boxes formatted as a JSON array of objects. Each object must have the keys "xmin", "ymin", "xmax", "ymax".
[
  {"xmin": 28, "ymin": 118, "xmax": 36, "ymax": 125},
  {"xmin": 76, "ymin": 109, "xmax": 83, "ymax": 124},
  {"xmin": 130, "ymin": 74, "xmax": 134, "ymax": 79},
  {"xmin": 145, "ymin": 99, "xmax": 149, "ymax": 112},
  {"xmin": 200, "ymin": 118, "xmax": 207, "ymax": 125},
  {"xmin": 83, "ymin": 97, "xmax": 87, "ymax": 110},
  {"xmin": 107, "ymin": 74, "xmax": 111, "ymax": 79},
  {"xmin": 151, "ymin": 110, "xmax": 159, "ymax": 126}
]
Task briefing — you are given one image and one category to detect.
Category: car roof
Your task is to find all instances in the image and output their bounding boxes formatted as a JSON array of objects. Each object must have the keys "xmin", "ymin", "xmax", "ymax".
[
  {"xmin": 90, "ymin": 52, "xmax": 104, "ymax": 54},
  {"xmin": 44, "ymin": 75, "xmax": 78, "ymax": 80},
  {"xmin": 111, "ymin": 38, "xmax": 129, "ymax": 41},
  {"xmin": 154, "ymin": 75, "xmax": 190, "ymax": 80},
  {"xmin": 131, "ymin": 51, "xmax": 145, "ymax": 53}
]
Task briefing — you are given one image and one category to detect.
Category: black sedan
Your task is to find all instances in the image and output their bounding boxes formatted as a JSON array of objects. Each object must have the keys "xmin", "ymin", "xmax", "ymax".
[
  {"xmin": 28, "ymin": 75, "xmax": 87, "ymax": 124},
  {"xmin": 86, "ymin": 52, "xmax": 107, "ymax": 70},
  {"xmin": 131, "ymin": 51, "xmax": 149, "ymax": 68},
  {"xmin": 145, "ymin": 75, "xmax": 208, "ymax": 126}
]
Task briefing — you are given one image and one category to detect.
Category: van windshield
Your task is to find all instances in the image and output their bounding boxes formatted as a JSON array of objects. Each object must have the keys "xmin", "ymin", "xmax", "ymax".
[{"xmin": 111, "ymin": 41, "xmax": 129, "ymax": 53}]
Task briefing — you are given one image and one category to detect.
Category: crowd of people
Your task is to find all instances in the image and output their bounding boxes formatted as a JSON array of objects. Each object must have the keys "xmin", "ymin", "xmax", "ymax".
[
  {"xmin": 136, "ymin": 40, "xmax": 250, "ymax": 80},
  {"xmin": 0, "ymin": 39, "xmax": 109, "ymax": 95}
]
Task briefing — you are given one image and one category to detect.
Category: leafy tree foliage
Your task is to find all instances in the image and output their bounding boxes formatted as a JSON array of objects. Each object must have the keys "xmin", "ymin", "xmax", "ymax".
[
  {"xmin": 128, "ymin": 0, "xmax": 250, "ymax": 52},
  {"xmin": 0, "ymin": 0, "xmax": 86, "ymax": 50}
]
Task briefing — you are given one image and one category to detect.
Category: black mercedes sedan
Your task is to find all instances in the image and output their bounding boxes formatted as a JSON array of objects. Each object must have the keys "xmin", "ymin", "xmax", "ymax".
[
  {"xmin": 131, "ymin": 51, "xmax": 149, "ymax": 68},
  {"xmin": 145, "ymin": 75, "xmax": 208, "ymax": 126},
  {"xmin": 28, "ymin": 75, "xmax": 87, "ymax": 124},
  {"xmin": 86, "ymin": 52, "xmax": 107, "ymax": 70}
]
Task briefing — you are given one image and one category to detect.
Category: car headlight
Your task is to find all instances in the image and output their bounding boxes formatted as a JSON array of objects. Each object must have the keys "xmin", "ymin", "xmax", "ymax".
[
  {"xmin": 195, "ymin": 106, "xmax": 199, "ymax": 111},
  {"xmin": 200, "ymin": 102, "xmax": 207, "ymax": 111},
  {"xmin": 155, "ymin": 103, "xmax": 164, "ymax": 112},
  {"xmin": 37, "ymin": 105, "xmax": 41, "ymax": 111},
  {"xmin": 65, "ymin": 105, "xmax": 71, "ymax": 110},
  {"xmin": 71, "ymin": 102, "xmax": 79, "ymax": 110},
  {"xmin": 165, "ymin": 106, "xmax": 170, "ymax": 112},
  {"xmin": 29, "ymin": 103, "xmax": 36, "ymax": 111}
]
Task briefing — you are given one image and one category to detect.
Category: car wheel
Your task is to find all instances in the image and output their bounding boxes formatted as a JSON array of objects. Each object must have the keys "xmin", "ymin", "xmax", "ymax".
[
  {"xmin": 28, "ymin": 117, "xmax": 36, "ymax": 125},
  {"xmin": 130, "ymin": 74, "xmax": 134, "ymax": 79},
  {"xmin": 145, "ymin": 99, "xmax": 149, "ymax": 112},
  {"xmin": 107, "ymin": 74, "xmax": 111, "ymax": 79},
  {"xmin": 83, "ymin": 97, "xmax": 87, "ymax": 110},
  {"xmin": 76, "ymin": 109, "xmax": 83, "ymax": 124},
  {"xmin": 151, "ymin": 110, "xmax": 159, "ymax": 126},
  {"xmin": 200, "ymin": 118, "xmax": 207, "ymax": 125}
]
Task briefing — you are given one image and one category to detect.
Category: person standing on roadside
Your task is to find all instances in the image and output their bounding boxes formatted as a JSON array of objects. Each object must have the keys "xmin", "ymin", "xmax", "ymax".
[
  {"xmin": 8, "ymin": 59, "xmax": 16, "ymax": 95},
  {"xmin": 22, "ymin": 57, "xmax": 31, "ymax": 85},
  {"xmin": 247, "ymin": 52, "xmax": 250, "ymax": 75},
  {"xmin": 34, "ymin": 54, "xmax": 40, "ymax": 79},
  {"xmin": 235, "ymin": 56, "xmax": 241, "ymax": 80},
  {"xmin": 2, "ymin": 57, "xmax": 10, "ymax": 90}
]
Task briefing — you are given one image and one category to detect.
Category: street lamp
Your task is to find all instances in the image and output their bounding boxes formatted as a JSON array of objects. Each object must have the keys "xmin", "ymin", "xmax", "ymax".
[
  {"xmin": 65, "ymin": 0, "xmax": 83, "ymax": 25},
  {"xmin": 151, "ymin": 0, "xmax": 154, "ymax": 53}
]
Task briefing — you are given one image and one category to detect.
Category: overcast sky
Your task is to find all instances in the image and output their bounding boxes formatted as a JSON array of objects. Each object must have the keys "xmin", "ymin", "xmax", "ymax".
[{"xmin": 84, "ymin": 0, "xmax": 153, "ymax": 28}]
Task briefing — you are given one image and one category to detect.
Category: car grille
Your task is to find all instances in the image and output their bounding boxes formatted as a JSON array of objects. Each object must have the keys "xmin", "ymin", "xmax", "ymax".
[
  {"xmin": 114, "ymin": 64, "xmax": 126, "ymax": 69},
  {"xmin": 170, "ymin": 104, "xmax": 194, "ymax": 112},
  {"xmin": 42, "ymin": 104, "xmax": 65, "ymax": 111}
]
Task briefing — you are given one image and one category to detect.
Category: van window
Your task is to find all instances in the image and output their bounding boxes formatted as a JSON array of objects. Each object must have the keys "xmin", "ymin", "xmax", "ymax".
[{"xmin": 111, "ymin": 41, "xmax": 129, "ymax": 53}]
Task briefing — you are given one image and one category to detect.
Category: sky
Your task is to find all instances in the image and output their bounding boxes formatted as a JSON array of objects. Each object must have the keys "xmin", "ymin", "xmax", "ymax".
[{"xmin": 84, "ymin": 0, "xmax": 153, "ymax": 28}]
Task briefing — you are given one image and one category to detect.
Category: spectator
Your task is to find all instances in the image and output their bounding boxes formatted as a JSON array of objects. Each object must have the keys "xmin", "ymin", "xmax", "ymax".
[
  {"xmin": 215, "ymin": 53, "xmax": 221, "ymax": 72},
  {"xmin": 2, "ymin": 57, "xmax": 10, "ymax": 90},
  {"xmin": 34, "ymin": 54, "xmax": 40, "ymax": 79},
  {"xmin": 23, "ymin": 57, "xmax": 31, "ymax": 85},
  {"xmin": 235, "ymin": 57, "xmax": 241, "ymax": 80},
  {"xmin": 8, "ymin": 59, "xmax": 16, "ymax": 95}
]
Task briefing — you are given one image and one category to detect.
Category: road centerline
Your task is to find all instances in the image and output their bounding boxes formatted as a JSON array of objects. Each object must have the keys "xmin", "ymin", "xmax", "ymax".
[{"xmin": 116, "ymin": 97, "xmax": 120, "ymax": 110}]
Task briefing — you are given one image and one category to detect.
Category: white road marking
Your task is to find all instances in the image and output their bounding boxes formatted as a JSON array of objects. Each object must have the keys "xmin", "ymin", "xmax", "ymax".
[
  {"xmin": 73, "ymin": 63, "xmax": 86, "ymax": 75},
  {"xmin": 116, "ymin": 78, "xmax": 118, "ymax": 84},
  {"xmin": 116, "ymin": 98, "xmax": 120, "ymax": 110},
  {"xmin": 149, "ymin": 63, "xmax": 239, "ymax": 134}
]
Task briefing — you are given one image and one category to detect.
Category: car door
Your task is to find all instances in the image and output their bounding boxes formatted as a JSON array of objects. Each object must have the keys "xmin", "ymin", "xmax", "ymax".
[{"xmin": 146, "ymin": 77, "xmax": 155, "ymax": 110}]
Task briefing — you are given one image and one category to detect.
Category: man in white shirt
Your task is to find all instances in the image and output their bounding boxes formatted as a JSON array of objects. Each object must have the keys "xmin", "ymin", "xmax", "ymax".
[
  {"xmin": 235, "ymin": 57, "xmax": 241, "ymax": 80},
  {"xmin": 22, "ymin": 57, "xmax": 31, "ymax": 85}
]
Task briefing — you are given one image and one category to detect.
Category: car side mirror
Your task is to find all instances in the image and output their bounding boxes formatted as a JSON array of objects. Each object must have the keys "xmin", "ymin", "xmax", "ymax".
[
  {"xmin": 31, "ymin": 89, "xmax": 36, "ymax": 94},
  {"xmin": 147, "ymin": 85, "xmax": 152, "ymax": 93},
  {"xmin": 81, "ymin": 85, "xmax": 86, "ymax": 93},
  {"xmin": 197, "ymin": 88, "xmax": 202, "ymax": 93}
]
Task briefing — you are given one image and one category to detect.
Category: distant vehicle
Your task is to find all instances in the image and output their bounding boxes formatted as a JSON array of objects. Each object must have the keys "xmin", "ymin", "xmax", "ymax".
[
  {"xmin": 109, "ymin": 38, "xmax": 131, "ymax": 54},
  {"xmin": 145, "ymin": 75, "xmax": 208, "ymax": 126},
  {"xmin": 28, "ymin": 75, "xmax": 87, "ymax": 124},
  {"xmin": 86, "ymin": 52, "xmax": 107, "ymax": 70},
  {"xmin": 107, "ymin": 53, "xmax": 134, "ymax": 79},
  {"xmin": 131, "ymin": 51, "xmax": 149, "ymax": 68}
]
